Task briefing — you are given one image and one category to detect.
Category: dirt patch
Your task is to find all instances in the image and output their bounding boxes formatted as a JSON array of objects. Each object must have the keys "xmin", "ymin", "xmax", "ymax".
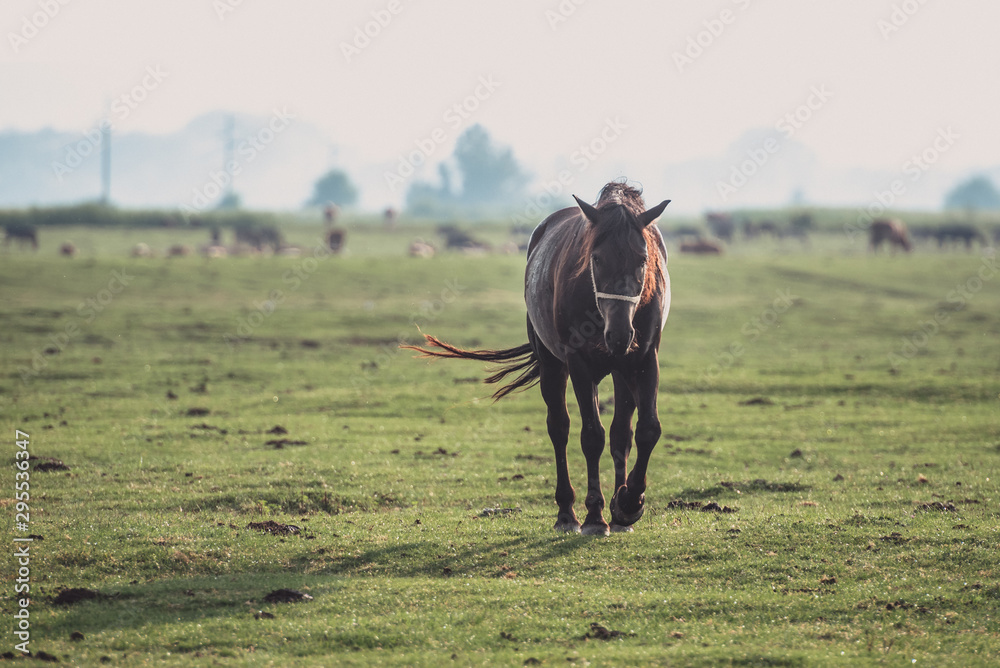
[
  {"xmin": 262, "ymin": 589, "xmax": 313, "ymax": 603},
  {"xmin": 666, "ymin": 499, "xmax": 737, "ymax": 513},
  {"xmin": 34, "ymin": 458, "xmax": 70, "ymax": 472},
  {"xmin": 185, "ymin": 407, "xmax": 211, "ymax": 417},
  {"xmin": 191, "ymin": 423, "xmax": 228, "ymax": 435},
  {"xmin": 415, "ymin": 447, "xmax": 458, "ymax": 457},
  {"xmin": 719, "ymin": 479, "xmax": 807, "ymax": 493},
  {"xmin": 266, "ymin": 438, "xmax": 308, "ymax": 449},
  {"xmin": 53, "ymin": 588, "xmax": 104, "ymax": 605},
  {"xmin": 701, "ymin": 501, "xmax": 738, "ymax": 513},
  {"xmin": 247, "ymin": 521, "xmax": 301, "ymax": 536},
  {"xmin": 581, "ymin": 623, "xmax": 635, "ymax": 640},
  {"xmin": 918, "ymin": 501, "xmax": 957, "ymax": 512},
  {"xmin": 266, "ymin": 425, "xmax": 288, "ymax": 435},
  {"xmin": 879, "ymin": 532, "xmax": 909, "ymax": 544},
  {"xmin": 739, "ymin": 397, "xmax": 774, "ymax": 406},
  {"xmin": 480, "ymin": 507, "xmax": 521, "ymax": 517}
]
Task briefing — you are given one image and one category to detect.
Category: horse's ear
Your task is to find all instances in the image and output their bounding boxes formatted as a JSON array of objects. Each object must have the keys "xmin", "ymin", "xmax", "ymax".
[
  {"xmin": 573, "ymin": 195, "xmax": 600, "ymax": 224},
  {"xmin": 638, "ymin": 200, "xmax": 671, "ymax": 227}
]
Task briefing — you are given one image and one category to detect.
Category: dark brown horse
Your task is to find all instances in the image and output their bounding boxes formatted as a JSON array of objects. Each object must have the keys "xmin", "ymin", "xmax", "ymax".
[
  {"xmin": 2, "ymin": 224, "xmax": 38, "ymax": 251},
  {"xmin": 404, "ymin": 182, "xmax": 670, "ymax": 536}
]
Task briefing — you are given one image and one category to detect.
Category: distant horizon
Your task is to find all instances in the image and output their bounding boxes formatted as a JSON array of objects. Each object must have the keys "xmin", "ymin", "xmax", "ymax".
[{"xmin": 4, "ymin": 1, "xmax": 999, "ymax": 214}]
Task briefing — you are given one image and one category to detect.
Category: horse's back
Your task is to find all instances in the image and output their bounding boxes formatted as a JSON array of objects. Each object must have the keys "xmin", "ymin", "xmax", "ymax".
[{"xmin": 525, "ymin": 208, "xmax": 585, "ymax": 362}]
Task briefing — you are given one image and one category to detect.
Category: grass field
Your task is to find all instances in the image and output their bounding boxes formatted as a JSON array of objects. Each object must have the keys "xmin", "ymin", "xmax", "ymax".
[{"xmin": 1, "ymin": 220, "xmax": 999, "ymax": 666}]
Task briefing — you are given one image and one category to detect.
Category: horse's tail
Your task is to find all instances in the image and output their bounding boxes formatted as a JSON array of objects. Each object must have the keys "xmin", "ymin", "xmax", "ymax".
[{"xmin": 401, "ymin": 334, "xmax": 539, "ymax": 401}]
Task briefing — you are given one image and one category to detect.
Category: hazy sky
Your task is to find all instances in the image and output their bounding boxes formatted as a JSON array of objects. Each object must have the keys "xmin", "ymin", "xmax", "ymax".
[{"xmin": 3, "ymin": 0, "xmax": 999, "ymax": 211}]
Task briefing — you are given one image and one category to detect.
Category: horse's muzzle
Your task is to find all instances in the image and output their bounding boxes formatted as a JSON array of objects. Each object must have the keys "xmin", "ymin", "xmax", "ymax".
[{"xmin": 604, "ymin": 326, "xmax": 635, "ymax": 357}]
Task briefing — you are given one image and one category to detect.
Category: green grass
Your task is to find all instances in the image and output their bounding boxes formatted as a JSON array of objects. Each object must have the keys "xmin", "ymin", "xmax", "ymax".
[{"xmin": 1, "ymin": 223, "xmax": 998, "ymax": 666}]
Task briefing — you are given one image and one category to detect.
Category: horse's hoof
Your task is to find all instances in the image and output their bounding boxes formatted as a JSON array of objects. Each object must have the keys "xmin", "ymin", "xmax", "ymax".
[
  {"xmin": 609, "ymin": 524, "xmax": 633, "ymax": 533},
  {"xmin": 610, "ymin": 487, "xmax": 645, "ymax": 526},
  {"xmin": 554, "ymin": 520, "xmax": 582, "ymax": 534},
  {"xmin": 581, "ymin": 523, "xmax": 610, "ymax": 537}
]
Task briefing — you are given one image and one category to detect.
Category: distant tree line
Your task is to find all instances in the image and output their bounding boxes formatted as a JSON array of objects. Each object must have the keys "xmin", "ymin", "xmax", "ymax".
[{"xmin": 0, "ymin": 203, "xmax": 279, "ymax": 229}]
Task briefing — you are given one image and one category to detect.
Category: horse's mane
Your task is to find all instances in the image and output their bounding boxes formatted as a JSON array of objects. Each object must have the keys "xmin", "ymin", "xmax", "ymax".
[{"xmin": 569, "ymin": 181, "xmax": 663, "ymax": 306}]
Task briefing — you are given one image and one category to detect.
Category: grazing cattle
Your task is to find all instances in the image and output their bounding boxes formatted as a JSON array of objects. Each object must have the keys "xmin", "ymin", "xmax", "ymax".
[
  {"xmin": 438, "ymin": 225, "xmax": 491, "ymax": 252},
  {"xmin": 201, "ymin": 245, "xmax": 228, "ymax": 258},
  {"xmin": 869, "ymin": 218, "xmax": 912, "ymax": 253},
  {"xmin": 323, "ymin": 203, "xmax": 340, "ymax": 226},
  {"xmin": 167, "ymin": 244, "xmax": 193, "ymax": 257},
  {"xmin": 498, "ymin": 240, "xmax": 520, "ymax": 255},
  {"xmin": 131, "ymin": 242, "xmax": 153, "ymax": 258},
  {"xmin": 679, "ymin": 238, "xmax": 723, "ymax": 255},
  {"xmin": 59, "ymin": 242, "xmax": 78, "ymax": 258},
  {"xmin": 408, "ymin": 239, "xmax": 435, "ymax": 258},
  {"xmin": 235, "ymin": 225, "xmax": 282, "ymax": 252},
  {"xmin": 929, "ymin": 223, "xmax": 987, "ymax": 250},
  {"xmin": 325, "ymin": 228, "xmax": 346, "ymax": 254},
  {"xmin": 2, "ymin": 224, "xmax": 38, "ymax": 251},
  {"xmin": 743, "ymin": 219, "xmax": 779, "ymax": 240},
  {"xmin": 384, "ymin": 207, "xmax": 398, "ymax": 229},
  {"xmin": 405, "ymin": 182, "xmax": 671, "ymax": 536},
  {"xmin": 705, "ymin": 212, "xmax": 735, "ymax": 243}
]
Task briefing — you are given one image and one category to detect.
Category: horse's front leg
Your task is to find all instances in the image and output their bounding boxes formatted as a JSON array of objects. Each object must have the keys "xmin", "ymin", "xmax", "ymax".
[
  {"xmin": 608, "ymin": 370, "xmax": 637, "ymax": 532},
  {"xmin": 568, "ymin": 360, "xmax": 609, "ymax": 536},
  {"xmin": 610, "ymin": 352, "xmax": 661, "ymax": 527}
]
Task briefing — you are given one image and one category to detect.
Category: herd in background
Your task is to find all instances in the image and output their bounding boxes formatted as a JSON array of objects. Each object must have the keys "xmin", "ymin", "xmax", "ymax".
[
  {"xmin": 2, "ymin": 206, "xmax": 997, "ymax": 260},
  {"xmin": 668, "ymin": 211, "xmax": 996, "ymax": 256}
]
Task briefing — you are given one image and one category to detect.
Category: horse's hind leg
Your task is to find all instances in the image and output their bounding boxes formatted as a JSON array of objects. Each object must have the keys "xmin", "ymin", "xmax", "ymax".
[{"xmin": 537, "ymin": 349, "xmax": 579, "ymax": 533}]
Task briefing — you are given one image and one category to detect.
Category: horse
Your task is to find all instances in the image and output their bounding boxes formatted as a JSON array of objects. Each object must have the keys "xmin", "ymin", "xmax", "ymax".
[
  {"xmin": 870, "ymin": 218, "xmax": 912, "ymax": 253},
  {"xmin": 325, "ymin": 228, "xmax": 346, "ymax": 254},
  {"xmin": 2, "ymin": 224, "xmax": 38, "ymax": 251},
  {"xmin": 929, "ymin": 223, "xmax": 987, "ymax": 251},
  {"xmin": 705, "ymin": 212, "xmax": 734, "ymax": 243},
  {"xmin": 679, "ymin": 238, "xmax": 723, "ymax": 255},
  {"xmin": 404, "ymin": 182, "xmax": 670, "ymax": 536}
]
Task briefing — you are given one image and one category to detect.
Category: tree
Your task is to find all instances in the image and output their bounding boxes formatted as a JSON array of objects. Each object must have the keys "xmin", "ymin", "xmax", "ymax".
[
  {"xmin": 944, "ymin": 175, "xmax": 1000, "ymax": 211},
  {"xmin": 306, "ymin": 169, "xmax": 358, "ymax": 208},
  {"xmin": 452, "ymin": 124, "xmax": 530, "ymax": 205},
  {"xmin": 404, "ymin": 125, "xmax": 529, "ymax": 215}
]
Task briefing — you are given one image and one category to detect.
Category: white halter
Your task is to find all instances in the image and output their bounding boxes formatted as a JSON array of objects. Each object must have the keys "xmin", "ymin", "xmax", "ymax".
[{"xmin": 589, "ymin": 256, "xmax": 644, "ymax": 305}]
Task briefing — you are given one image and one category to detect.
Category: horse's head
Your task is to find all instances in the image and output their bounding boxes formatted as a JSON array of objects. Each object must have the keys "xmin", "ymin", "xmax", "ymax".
[{"xmin": 574, "ymin": 194, "xmax": 670, "ymax": 357}]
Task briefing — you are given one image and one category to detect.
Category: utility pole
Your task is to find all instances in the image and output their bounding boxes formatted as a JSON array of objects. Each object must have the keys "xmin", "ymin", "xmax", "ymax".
[
  {"xmin": 222, "ymin": 114, "xmax": 236, "ymax": 207},
  {"xmin": 100, "ymin": 108, "xmax": 111, "ymax": 205}
]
